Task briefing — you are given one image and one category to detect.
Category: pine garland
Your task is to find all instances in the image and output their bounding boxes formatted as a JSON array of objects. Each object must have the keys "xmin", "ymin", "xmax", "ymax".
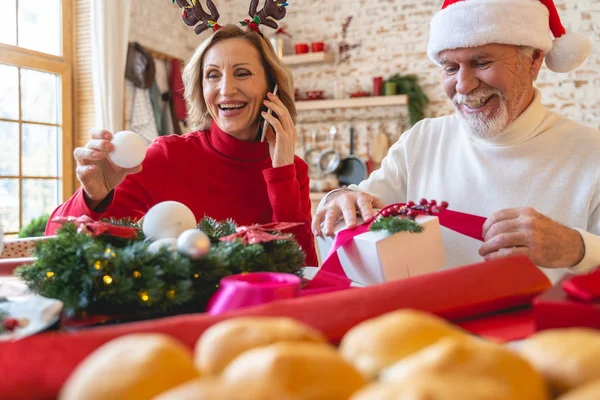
[
  {"xmin": 370, "ymin": 216, "xmax": 424, "ymax": 234},
  {"xmin": 385, "ymin": 74, "xmax": 429, "ymax": 126},
  {"xmin": 18, "ymin": 214, "xmax": 49, "ymax": 238},
  {"xmin": 17, "ymin": 218, "xmax": 305, "ymax": 318}
]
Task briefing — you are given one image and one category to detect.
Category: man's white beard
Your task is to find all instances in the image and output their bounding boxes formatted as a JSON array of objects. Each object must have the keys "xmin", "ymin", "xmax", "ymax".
[{"xmin": 453, "ymin": 88, "xmax": 509, "ymax": 139}]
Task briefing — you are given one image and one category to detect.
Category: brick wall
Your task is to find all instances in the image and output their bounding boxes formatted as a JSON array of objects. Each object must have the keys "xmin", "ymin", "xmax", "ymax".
[
  {"xmin": 220, "ymin": 0, "xmax": 600, "ymax": 166},
  {"xmin": 129, "ymin": 0, "xmax": 211, "ymax": 60}
]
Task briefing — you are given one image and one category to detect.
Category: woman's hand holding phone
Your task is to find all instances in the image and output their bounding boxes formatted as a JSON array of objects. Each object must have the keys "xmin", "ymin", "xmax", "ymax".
[{"xmin": 261, "ymin": 86, "xmax": 298, "ymax": 168}]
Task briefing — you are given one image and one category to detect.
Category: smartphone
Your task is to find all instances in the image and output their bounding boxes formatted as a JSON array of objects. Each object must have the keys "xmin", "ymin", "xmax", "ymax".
[{"xmin": 259, "ymin": 84, "xmax": 279, "ymax": 142}]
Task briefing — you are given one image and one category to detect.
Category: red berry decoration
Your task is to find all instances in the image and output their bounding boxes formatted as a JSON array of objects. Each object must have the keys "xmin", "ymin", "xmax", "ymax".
[
  {"xmin": 419, "ymin": 198, "xmax": 428, "ymax": 206},
  {"xmin": 3, "ymin": 317, "xmax": 19, "ymax": 331},
  {"xmin": 408, "ymin": 210, "xmax": 419, "ymax": 218},
  {"xmin": 407, "ymin": 201, "xmax": 415, "ymax": 207},
  {"xmin": 440, "ymin": 201, "xmax": 449, "ymax": 209},
  {"xmin": 430, "ymin": 200, "xmax": 437, "ymax": 206}
]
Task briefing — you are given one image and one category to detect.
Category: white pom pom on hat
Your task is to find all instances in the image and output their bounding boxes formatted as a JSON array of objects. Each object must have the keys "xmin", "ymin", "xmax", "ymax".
[{"xmin": 427, "ymin": 0, "xmax": 592, "ymax": 73}]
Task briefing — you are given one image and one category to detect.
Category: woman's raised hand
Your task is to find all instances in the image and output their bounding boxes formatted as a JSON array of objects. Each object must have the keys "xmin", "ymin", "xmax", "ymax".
[
  {"xmin": 73, "ymin": 129, "xmax": 142, "ymax": 208},
  {"xmin": 262, "ymin": 92, "xmax": 297, "ymax": 168}
]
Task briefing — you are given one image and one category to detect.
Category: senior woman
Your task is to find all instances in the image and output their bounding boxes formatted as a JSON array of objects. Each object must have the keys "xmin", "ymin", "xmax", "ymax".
[{"xmin": 46, "ymin": 24, "xmax": 318, "ymax": 266}]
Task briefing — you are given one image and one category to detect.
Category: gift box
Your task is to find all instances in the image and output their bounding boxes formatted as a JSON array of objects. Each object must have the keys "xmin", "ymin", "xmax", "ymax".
[
  {"xmin": 0, "ymin": 237, "xmax": 50, "ymax": 276},
  {"xmin": 0, "ymin": 237, "xmax": 41, "ymax": 259},
  {"xmin": 317, "ymin": 215, "xmax": 445, "ymax": 286},
  {"xmin": 533, "ymin": 271, "xmax": 600, "ymax": 331}
]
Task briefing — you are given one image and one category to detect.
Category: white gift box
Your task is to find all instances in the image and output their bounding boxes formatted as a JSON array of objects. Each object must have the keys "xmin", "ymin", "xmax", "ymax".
[{"xmin": 317, "ymin": 216, "xmax": 446, "ymax": 286}]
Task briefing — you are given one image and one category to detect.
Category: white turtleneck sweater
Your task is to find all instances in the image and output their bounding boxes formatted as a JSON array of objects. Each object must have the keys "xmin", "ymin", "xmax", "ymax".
[{"xmin": 348, "ymin": 90, "xmax": 600, "ymax": 283}]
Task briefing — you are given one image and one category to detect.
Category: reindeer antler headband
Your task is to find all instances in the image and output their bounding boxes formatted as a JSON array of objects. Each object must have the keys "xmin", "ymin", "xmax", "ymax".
[{"xmin": 172, "ymin": 0, "xmax": 288, "ymax": 35}]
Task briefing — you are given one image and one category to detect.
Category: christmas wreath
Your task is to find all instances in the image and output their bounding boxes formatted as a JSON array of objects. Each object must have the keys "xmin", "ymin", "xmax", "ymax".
[{"xmin": 16, "ymin": 216, "xmax": 305, "ymax": 318}]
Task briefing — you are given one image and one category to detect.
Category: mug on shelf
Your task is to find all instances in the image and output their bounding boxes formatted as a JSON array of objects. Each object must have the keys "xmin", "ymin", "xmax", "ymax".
[
  {"xmin": 294, "ymin": 43, "xmax": 309, "ymax": 54},
  {"xmin": 383, "ymin": 81, "xmax": 397, "ymax": 96},
  {"xmin": 373, "ymin": 76, "xmax": 383, "ymax": 96},
  {"xmin": 311, "ymin": 41, "xmax": 325, "ymax": 52}
]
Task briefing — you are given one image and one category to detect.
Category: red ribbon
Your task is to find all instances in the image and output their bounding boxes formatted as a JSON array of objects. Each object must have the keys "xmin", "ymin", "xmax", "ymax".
[
  {"xmin": 307, "ymin": 203, "xmax": 487, "ymax": 289},
  {"xmin": 562, "ymin": 269, "xmax": 600, "ymax": 302},
  {"xmin": 219, "ymin": 222, "xmax": 304, "ymax": 245},
  {"xmin": 52, "ymin": 216, "xmax": 139, "ymax": 239}
]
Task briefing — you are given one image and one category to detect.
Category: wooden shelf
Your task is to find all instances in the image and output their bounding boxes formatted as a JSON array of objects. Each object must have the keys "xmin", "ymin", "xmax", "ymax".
[
  {"xmin": 281, "ymin": 52, "xmax": 329, "ymax": 66},
  {"xmin": 295, "ymin": 95, "xmax": 408, "ymax": 111}
]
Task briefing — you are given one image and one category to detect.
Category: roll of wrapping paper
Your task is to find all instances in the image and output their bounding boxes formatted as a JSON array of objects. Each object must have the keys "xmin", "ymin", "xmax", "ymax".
[{"xmin": 0, "ymin": 255, "xmax": 550, "ymax": 400}]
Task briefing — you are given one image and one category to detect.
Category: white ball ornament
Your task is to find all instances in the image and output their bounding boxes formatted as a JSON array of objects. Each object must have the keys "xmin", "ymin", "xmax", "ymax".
[
  {"xmin": 147, "ymin": 238, "xmax": 178, "ymax": 254},
  {"xmin": 142, "ymin": 201, "xmax": 197, "ymax": 242},
  {"xmin": 177, "ymin": 229, "xmax": 211, "ymax": 259},
  {"xmin": 109, "ymin": 130, "xmax": 147, "ymax": 169}
]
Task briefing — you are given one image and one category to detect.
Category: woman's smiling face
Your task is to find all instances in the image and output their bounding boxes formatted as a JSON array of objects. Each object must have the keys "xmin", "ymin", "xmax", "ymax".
[{"xmin": 202, "ymin": 38, "xmax": 270, "ymax": 141}]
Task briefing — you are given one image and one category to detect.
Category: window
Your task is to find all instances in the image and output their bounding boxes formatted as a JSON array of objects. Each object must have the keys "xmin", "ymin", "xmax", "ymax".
[{"xmin": 0, "ymin": 0, "xmax": 74, "ymax": 236}]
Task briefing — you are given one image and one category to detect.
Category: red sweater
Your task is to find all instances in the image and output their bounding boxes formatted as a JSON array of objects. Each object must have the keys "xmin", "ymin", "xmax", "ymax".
[{"xmin": 46, "ymin": 123, "xmax": 318, "ymax": 266}]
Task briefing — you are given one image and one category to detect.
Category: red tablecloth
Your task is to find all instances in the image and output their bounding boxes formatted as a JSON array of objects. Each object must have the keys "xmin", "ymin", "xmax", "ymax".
[{"xmin": 0, "ymin": 255, "xmax": 550, "ymax": 400}]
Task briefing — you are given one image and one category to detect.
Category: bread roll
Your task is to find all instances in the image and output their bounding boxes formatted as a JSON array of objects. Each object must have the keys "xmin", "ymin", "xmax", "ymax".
[
  {"xmin": 194, "ymin": 317, "xmax": 326, "ymax": 375},
  {"xmin": 153, "ymin": 378, "xmax": 257, "ymax": 400},
  {"xmin": 350, "ymin": 372, "xmax": 513, "ymax": 400},
  {"xmin": 339, "ymin": 309, "xmax": 472, "ymax": 379},
  {"xmin": 556, "ymin": 380, "xmax": 600, "ymax": 400},
  {"xmin": 518, "ymin": 328, "xmax": 600, "ymax": 394},
  {"xmin": 60, "ymin": 334, "xmax": 198, "ymax": 400},
  {"xmin": 380, "ymin": 338, "xmax": 548, "ymax": 400},
  {"xmin": 222, "ymin": 342, "xmax": 367, "ymax": 400}
]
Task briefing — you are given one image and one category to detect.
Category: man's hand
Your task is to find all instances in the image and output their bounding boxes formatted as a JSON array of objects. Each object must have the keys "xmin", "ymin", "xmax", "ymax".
[
  {"xmin": 312, "ymin": 190, "xmax": 385, "ymax": 237},
  {"xmin": 479, "ymin": 207, "xmax": 585, "ymax": 269}
]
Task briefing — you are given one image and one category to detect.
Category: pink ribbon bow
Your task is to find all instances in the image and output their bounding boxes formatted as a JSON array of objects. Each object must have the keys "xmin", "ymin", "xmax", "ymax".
[
  {"xmin": 52, "ymin": 216, "xmax": 139, "ymax": 239},
  {"xmin": 219, "ymin": 222, "xmax": 304, "ymax": 245}
]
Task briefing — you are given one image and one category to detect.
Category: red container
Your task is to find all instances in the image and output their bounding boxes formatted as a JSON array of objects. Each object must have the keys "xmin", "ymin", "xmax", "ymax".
[
  {"xmin": 207, "ymin": 272, "xmax": 301, "ymax": 316},
  {"xmin": 294, "ymin": 43, "xmax": 309, "ymax": 54},
  {"xmin": 373, "ymin": 76, "xmax": 383, "ymax": 96},
  {"xmin": 311, "ymin": 41, "xmax": 325, "ymax": 52}
]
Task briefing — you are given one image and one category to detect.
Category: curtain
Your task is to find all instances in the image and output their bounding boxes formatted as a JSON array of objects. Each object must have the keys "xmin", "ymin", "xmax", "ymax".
[{"xmin": 90, "ymin": 0, "xmax": 131, "ymax": 133}]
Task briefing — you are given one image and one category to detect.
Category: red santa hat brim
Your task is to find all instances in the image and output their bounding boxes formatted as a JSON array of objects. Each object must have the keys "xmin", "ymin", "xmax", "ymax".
[{"xmin": 427, "ymin": 0, "xmax": 591, "ymax": 73}]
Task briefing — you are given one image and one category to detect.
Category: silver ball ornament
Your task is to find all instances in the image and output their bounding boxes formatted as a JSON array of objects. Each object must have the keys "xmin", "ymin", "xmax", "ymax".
[{"xmin": 177, "ymin": 229, "xmax": 211, "ymax": 259}]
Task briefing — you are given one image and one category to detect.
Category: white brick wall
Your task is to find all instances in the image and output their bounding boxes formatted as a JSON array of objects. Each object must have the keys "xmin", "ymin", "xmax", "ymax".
[
  {"xmin": 129, "ymin": 0, "xmax": 212, "ymax": 60},
  {"xmin": 131, "ymin": 1, "xmax": 598, "ymax": 164},
  {"xmin": 218, "ymin": 0, "xmax": 599, "ymax": 162}
]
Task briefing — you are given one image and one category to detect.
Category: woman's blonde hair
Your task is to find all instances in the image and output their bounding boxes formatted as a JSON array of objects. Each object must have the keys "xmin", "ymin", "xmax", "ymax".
[{"xmin": 182, "ymin": 24, "xmax": 296, "ymax": 132}]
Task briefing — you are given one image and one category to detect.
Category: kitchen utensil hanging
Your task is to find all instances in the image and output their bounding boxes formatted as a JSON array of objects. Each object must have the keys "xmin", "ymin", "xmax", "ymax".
[
  {"xmin": 337, "ymin": 126, "xmax": 367, "ymax": 186},
  {"xmin": 317, "ymin": 126, "xmax": 341, "ymax": 174},
  {"xmin": 303, "ymin": 129, "xmax": 321, "ymax": 170},
  {"xmin": 372, "ymin": 127, "xmax": 390, "ymax": 164}
]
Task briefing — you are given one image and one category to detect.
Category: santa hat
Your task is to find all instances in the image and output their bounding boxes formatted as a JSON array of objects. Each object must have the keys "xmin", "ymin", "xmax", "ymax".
[{"xmin": 427, "ymin": 0, "xmax": 592, "ymax": 73}]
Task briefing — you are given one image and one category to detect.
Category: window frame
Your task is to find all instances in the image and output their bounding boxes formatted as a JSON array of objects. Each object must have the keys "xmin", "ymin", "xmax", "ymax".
[{"xmin": 0, "ymin": 0, "xmax": 74, "ymax": 235}]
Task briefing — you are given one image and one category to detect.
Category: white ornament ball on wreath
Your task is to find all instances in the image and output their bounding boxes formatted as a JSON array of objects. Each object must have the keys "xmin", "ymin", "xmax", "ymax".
[
  {"xmin": 147, "ymin": 237, "xmax": 178, "ymax": 255},
  {"xmin": 142, "ymin": 201, "xmax": 197, "ymax": 242},
  {"xmin": 177, "ymin": 229, "xmax": 211, "ymax": 260},
  {"xmin": 109, "ymin": 131, "xmax": 147, "ymax": 169}
]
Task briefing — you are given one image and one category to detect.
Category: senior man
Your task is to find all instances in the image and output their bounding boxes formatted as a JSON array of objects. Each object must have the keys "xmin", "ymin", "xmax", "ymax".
[{"xmin": 313, "ymin": 0, "xmax": 598, "ymax": 283}]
